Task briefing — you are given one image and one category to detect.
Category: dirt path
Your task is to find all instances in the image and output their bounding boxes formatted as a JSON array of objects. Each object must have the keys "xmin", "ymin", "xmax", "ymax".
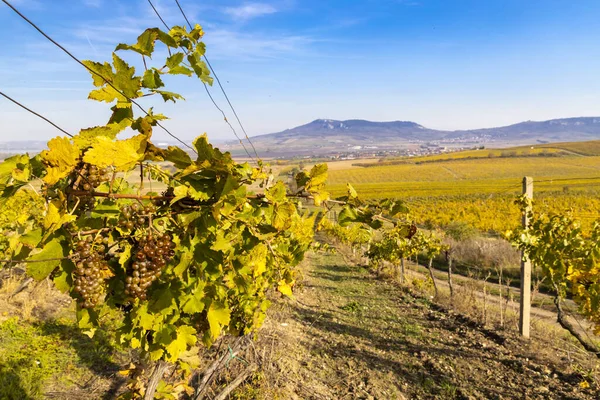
[
  {"xmin": 259, "ymin": 252, "xmax": 599, "ymax": 399},
  {"xmin": 406, "ymin": 260, "xmax": 595, "ymax": 334}
]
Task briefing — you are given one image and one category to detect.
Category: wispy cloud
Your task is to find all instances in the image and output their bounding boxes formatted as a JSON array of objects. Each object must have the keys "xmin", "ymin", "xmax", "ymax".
[
  {"xmin": 82, "ymin": 0, "xmax": 102, "ymax": 8},
  {"xmin": 224, "ymin": 3, "xmax": 278, "ymax": 21},
  {"xmin": 205, "ymin": 28, "xmax": 315, "ymax": 60}
]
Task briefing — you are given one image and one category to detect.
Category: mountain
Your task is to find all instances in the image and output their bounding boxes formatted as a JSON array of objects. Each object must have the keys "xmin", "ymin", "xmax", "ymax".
[{"xmin": 222, "ymin": 117, "xmax": 600, "ymax": 157}]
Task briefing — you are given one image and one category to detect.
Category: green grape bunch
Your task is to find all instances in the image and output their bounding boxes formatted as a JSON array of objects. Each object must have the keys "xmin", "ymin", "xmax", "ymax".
[
  {"xmin": 72, "ymin": 235, "xmax": 110, "ymax": 308},
  {"xmin": 125, "ymin": 231, "xmax": 175, "ymax": 301}
]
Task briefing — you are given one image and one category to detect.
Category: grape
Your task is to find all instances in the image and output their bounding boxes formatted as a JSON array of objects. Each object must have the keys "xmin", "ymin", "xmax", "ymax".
[
  {"xmin": 72, "ymin": 235, "xmax": 110, "ymax": 308},
  {"xmin": 69, "ymin": 163, "xmax": 112, "ymax": 212},
  {"xmin": 124, "ymin": 231, "xmax": 175, "ymax": 301}
]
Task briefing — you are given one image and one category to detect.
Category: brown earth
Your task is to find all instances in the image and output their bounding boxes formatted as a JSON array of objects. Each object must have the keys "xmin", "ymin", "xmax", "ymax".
[{"xmin": 245, "ymin": 251, "xmax": 600, "ymax": 400}]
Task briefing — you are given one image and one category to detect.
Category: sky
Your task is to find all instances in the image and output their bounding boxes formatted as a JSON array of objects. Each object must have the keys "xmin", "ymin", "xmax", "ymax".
[{"xmin": 2, "ymin": 0, "xmax": 600, "ymax": 143}]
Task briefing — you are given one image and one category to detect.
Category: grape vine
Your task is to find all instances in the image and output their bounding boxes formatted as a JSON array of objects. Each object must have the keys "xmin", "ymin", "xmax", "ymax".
[
  {"xmin": 0, "ymin": 23, "xmax": 409, "ymax": 397},
  {"xmin": 508, "ymin": 195, "xmax": 600, "ymax": 339}
]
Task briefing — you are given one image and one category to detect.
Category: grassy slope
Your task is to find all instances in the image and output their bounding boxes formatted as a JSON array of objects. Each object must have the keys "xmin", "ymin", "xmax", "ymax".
[
  {"xmin": 241, "ymin": 251, "xmax": 599, "ymax": 399},
  {"xmin": 0, "ymin": 275, "xmax": 128, "ymax": 400}
]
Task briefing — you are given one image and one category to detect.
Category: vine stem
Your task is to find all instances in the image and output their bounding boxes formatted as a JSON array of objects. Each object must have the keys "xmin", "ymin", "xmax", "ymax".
[
  {"xmin": 1, "ymin": 257, "xmax": 68, "ymax": 264},
  {"xmin": 144, "ymin": 361, "xmax": 170, "ymax": 400}
]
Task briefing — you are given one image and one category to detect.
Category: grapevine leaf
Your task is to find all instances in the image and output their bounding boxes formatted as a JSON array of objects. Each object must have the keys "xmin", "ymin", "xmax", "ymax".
[
  {"xmin": 273, "ymin": 203, "xmax": 296, "ymax": 231},
  {"xmin": 44, "ymin": 200, "xmax": 77, "ymax": 234},
  {"xmin": 265, "ymin": 181, "xmax": 286, "ymax": 203},
  {"xmin": 187, "ymin": 54, "xmax": 212, "ymax": 84},
  {"xmin": 173, "ymin": 247, "xmax": 194, "ymax": 276},
  {"xmin": 153, "ymin": 90, "xmax": 185, "ymax": 103},
  {"xmin": 84, "ymin": 54, "xmax": 141, "ymax": 107},
  {"xmin": 206, "ymin": 301, "xmax": 230, "ymax": 340},
  {"xmin": 20, "ymin": 228, "xmax": 42, "ymax": 248},
  {"xmin": 168, "ymin": 65, "xmax": 194, "ymax": 76},
  {"xmin": 26, "ymin": 237, "xmax": 66, "ymax": 281},
  {"xmin": 347, "ymin": 183, "xmax": 358, "ymax": 199},
  {"xmin": 0, "ymin": 154, "xmax": 30, "ymax": 189},
  {"xmin": 166, "ymin": 52, "xmax": 185, "ymax": 69},
  {"xmin": 277, "ymin": 280, "xmax": 294, "ymax": 298},
  {"xmin": 165, "ymin": 326, "xmax": 197, "ymax": 362},
  {"xmin": 133, "ymin": 304, "xmax": 156, "ymax": 331},
  {"xmin": 53, "ymin": 260, "xmax": 74, "ymax": 293},
  {"xmin": 182, "ymin": 291, "xmax": 205, "ymax": 314},
  {"xmin": 150, "ymin": 286, "xmax": 177, "ymax": 316},
  {"xmin": 142, "ymin": 69, "xmax": 164, "ymax": 89},
  {"xmin": 163, "ymin": 146, "xmax": 192, "ymax": 169},
  {"xmin": 40, "ymin": 137, "xmax": 80, "ymax": 185},
  {"xmin": 308, "ymin": 164, "xmax": 328, "ymax": 187},
  {"xmin": 83, "ymin": 134, "xmax": 147, "ymax": 171},
  {"xmin": 77, "ymin": 308, "xmax": 99, "ymax": 330},
  {"xmin": 211, "ymin": 232, "xmax": 232, "ymax": 253},
  {"xmin": 338, "ymin": 206, "xmax": 359, "ymax": 227},
  {"xmin": 115, "ymin": 28, "xmax": 159, "ymax": 56},
  {"xmin": 150, "ymin": 349, "xmax": 165, "ymax": 361}
]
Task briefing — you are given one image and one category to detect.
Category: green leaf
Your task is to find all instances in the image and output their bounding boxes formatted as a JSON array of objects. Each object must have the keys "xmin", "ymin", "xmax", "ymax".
[
  {"xmin": 20, "ymin": 228, "xmax": 42, "ymax": 248},
  {"xmin": 142, "ymin": 69, "xmax": 164, "ymax": 89},
  {"xmin": 166, "ymin": 52, "xmax": 185, "ymax": 69},
  {"xmin": 26, "ymin": 237, "xmax": 65, "ymax": 281},
  {"xmin": 153, "ymin": 90, "xmax": 185, "ymax": 103},
  {"xmin": 187, "ymin": 54, "xmax": 212, "ymax": 84},
  {"xmin": 338, "ymin": 206, "xmax": 359, "ymax": 227},
  {"xmin": 150, "ymin": 286, "xmax": 177, "ymax": 316},
  {"xmin": 115, "ymin": 28, "xmax": 160, "ymax": 56},
  {"xmin": 164, "ymin": 146, "xmax": 192, "ymax": 169},
  {"xmin": 206, "ymin": 301, "xmax": 230, "ymax": 340},
  {"xmin": 347, "ymin": 183, "xmax": 358, "ymax": 199},
  {"xmin": 211, "ymin": 232, "xmax": 232, "ymax": 252},
  {"xmin": 77, "ymin": 307, "xmax": 98, "ymax": 330}
]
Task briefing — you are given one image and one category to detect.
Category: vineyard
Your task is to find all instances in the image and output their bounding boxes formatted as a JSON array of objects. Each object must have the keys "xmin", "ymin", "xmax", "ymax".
[{"xmin": 1, "ymin": 0, "xmax": 600, "ymax": 399}]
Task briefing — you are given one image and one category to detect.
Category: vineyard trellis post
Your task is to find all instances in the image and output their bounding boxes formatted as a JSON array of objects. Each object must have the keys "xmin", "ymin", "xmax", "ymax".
[{"xmin": 519, "ymin": 176, "xmax": 533, "ymax": 338}]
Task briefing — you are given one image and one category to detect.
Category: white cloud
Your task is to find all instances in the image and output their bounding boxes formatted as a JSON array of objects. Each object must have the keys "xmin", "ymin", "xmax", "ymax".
[
  {"xmin": 204, "ymin": 28, "xmax": 315, "ymax": 60},
  {"xmin": 83, "ymin": 0, "xmax": 102, "ymax": 8},
  {"xmin": 224, "ymin": 3, "xmax": 277, "ymax": 21}
]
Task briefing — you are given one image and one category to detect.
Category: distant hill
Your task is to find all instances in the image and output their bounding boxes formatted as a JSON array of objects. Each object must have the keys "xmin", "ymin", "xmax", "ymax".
[{"xmin": 223, "ymin": 117, "xmax": 600, "ymax": 156}]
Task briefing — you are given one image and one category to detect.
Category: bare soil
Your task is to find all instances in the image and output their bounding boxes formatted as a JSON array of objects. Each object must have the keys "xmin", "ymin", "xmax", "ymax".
[{"xmin": 250, "ymin": 251, "xmax": 600, "ymax": 400}]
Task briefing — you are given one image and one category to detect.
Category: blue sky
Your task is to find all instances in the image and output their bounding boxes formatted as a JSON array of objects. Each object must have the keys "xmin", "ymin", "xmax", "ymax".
[{"xmin": 2, "ymin": 0, "xmax": 600, "ymax": 142}]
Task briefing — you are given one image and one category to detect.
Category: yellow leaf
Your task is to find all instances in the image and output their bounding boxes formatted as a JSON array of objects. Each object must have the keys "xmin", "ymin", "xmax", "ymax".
[
  {"xmin": 207, "ymin": 302, "xmax": 231, "ymax": 340},
  {"xmin": 278, "ymin": 280, "xmax": 294, "ymax": 298},
  {"xmin": 40, "ymin": 137, "xmax": 80, "ymax": 184},
  {"xmin": 44, "ymin": 200, "xmax": 76, "ymax": 233},
  {"xmin": 83, "ymin": 134, "xmax": 147, "ymax": 171}
]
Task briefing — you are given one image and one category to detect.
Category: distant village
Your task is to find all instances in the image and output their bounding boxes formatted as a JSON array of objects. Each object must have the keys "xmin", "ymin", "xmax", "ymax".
[{"xmin": 295, "ymin": 143, "xmax": 486, "ymax": 161}]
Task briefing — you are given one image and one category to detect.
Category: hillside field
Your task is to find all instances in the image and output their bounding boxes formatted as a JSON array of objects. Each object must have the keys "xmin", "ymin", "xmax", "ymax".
[{"xmin": 325, "ymin": 153, "xmax": 600, "ymax": 232}]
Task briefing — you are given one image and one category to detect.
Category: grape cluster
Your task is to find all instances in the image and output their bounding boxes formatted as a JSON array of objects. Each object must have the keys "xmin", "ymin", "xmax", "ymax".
[
  {"xmin": 73, "ymin": 236, "xmax": 109, "ymax": 308},
  {"xmin": 73, "ymin": 164, "xmax": 110, "ymax": 192},
  {"xmin": 70, "ymin": 164, "xmax": 110, "ymax": 211},
  {"xmin": 118, "ymin": 203, "xmax": 156, "ymax": 231},
  {"xmin": 125, "ymin": 232, "xmax": 176, "ymax": 300}
]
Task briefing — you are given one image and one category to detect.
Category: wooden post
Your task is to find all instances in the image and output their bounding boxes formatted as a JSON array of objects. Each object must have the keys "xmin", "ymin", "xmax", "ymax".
[{"xmin": 519, "ymin": 177, "xmax": 533, "ymax": 338}]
